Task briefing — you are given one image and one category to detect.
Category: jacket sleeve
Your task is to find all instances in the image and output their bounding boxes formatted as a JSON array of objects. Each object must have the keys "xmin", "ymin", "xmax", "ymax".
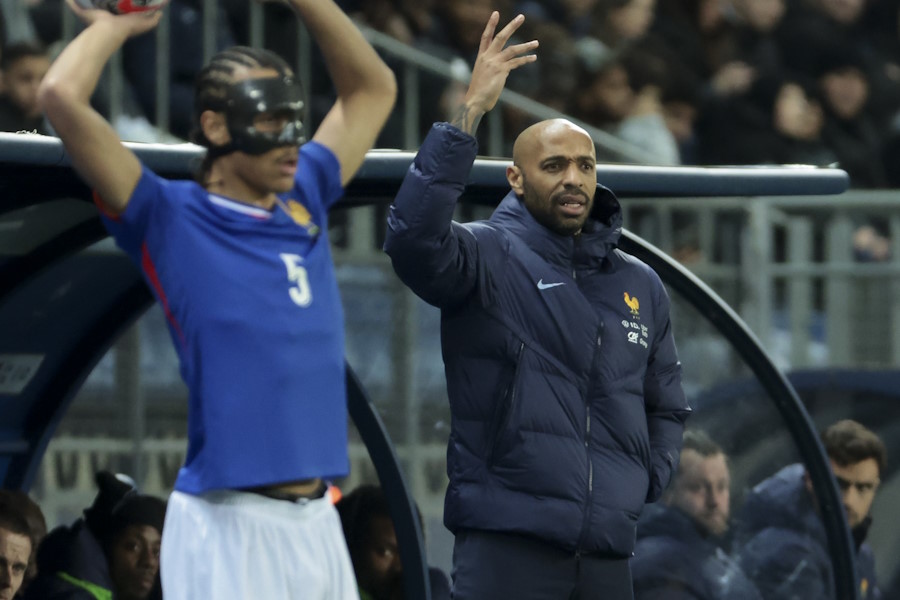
[
  {"xmin": 643, "ymin": 276, "xmax": 691, "ymax": 503},
  {"xmin": 383, "ymin": 123, "xmax": 481, "ymax": 308}
]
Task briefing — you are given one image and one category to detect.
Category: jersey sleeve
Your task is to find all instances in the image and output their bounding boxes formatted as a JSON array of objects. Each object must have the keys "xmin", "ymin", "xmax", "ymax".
[
  {"xmin": 296, "ymin": 141, "xmax": 344, "ymax": 211},
  {"xmin": 97, "ymin": 164, "xmax": 171, "ymax": 258}
]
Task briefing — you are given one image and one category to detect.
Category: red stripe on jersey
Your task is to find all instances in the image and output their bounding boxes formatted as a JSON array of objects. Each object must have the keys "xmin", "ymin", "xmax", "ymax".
[
  {"xmin": 92, "ymin": 190, "xmax": 122, "ymax": 221},
  {"xmin": 141, "ymin": 242, "xmax": 186, "ymax": 348}
]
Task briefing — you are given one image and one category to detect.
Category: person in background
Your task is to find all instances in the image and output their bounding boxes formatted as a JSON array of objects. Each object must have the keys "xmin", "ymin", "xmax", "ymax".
[
  {"xmin": 0, "ymin": 491, "xmax": 46, "ymax": 598},
  {"xmin": 569, "ymin": 48, "xmax": 680, "ymax": 164},
  {"xmin": 0, "ymin": 497, "xmax": 32, "ymax": 600},
  {"xmin": 631, "ymin": 430, "xmax": 761, "ymax": 600},
  {"xmin": 735, "ymin": 419, "xmax": 886, "ymax": 600},
  {"xmin": 384, "ymin": 11, "xmax": 689, "ymax": 598},
  {"xmin": 23, "ymin": 471, "xmax": 166, "ymax": 600},
  {"xmin": 336, "ymin": 484, "xmax": 450, "ymax": 600},
  {"xmin": 0, "ymin": 41, "xmax": 51, "ymax": 134}
]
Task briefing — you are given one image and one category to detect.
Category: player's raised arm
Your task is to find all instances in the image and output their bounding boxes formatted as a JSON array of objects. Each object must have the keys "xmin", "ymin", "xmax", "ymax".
[
  {"xmin": 281, "ymin": 0, "xmax": 397, "ymax": 186},
  {"xmin": 37, "ymin": 0, "xmax": 162, "ymax": 214}
]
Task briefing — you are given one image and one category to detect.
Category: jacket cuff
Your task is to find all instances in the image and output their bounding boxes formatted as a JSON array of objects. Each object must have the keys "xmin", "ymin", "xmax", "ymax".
[{"xmin": 414, "ymin": 123, "xmax": 479, "ymax": 182}]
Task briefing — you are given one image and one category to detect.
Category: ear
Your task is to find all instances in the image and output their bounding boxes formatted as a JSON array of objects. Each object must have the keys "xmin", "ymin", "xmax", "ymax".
[
  {"xmin": 507, "ymin": 164, "xmax": 524, "ymax": 195},
  {"xmin": 200, "ymin": 110, "xmax": 230, "ymax": 146}
]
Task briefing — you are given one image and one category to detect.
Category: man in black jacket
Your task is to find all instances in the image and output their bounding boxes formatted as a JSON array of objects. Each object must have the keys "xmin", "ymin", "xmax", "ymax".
[
  {"xmin": 384, "ymin": 11, "xmax": 689, "ymax": 600},
  {"xmin": 734, "ymin": 420, "xmax": 885, "ymax": 600},
  {"xmin": 631, "ymin": 430, "xmax": 761, "ymax": 600}
]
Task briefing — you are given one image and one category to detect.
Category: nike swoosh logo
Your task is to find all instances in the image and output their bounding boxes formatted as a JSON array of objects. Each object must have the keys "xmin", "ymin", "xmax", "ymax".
[{"xmin": 537, "ymin": 279, "xmax": 566, "ymax": 290}]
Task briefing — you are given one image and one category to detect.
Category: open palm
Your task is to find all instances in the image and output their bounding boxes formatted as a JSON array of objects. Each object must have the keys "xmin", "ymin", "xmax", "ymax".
[{"xmin": 464, "ymin": 12, "xmax": 538, "ymax": 115}]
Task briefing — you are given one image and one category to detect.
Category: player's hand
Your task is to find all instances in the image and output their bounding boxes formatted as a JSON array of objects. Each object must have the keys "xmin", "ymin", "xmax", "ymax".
[
  {"xmin": 463, "ymin": 12, "xmax": 538, "ymax": 115},
  {"xmin": 65, "ymin": 0, "xmax": 163, "ymax": 37}
]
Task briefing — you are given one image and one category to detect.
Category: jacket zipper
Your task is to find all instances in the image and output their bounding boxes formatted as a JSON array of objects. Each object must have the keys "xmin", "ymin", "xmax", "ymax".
[
  {"xmin": 573, "ymin": 240, "xmax": 598, "ymax": 553},
  {"xmin": 576, "ymin": 277, "xmax": 601, "ymax": 552}
]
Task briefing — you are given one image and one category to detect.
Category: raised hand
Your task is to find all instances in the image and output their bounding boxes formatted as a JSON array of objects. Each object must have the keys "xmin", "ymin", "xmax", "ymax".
[
  {"xmin": 452, "ymin": 12, "xmax": 538, "ymax": 135},
  {"xmin": 65, "ymin": 0, "xmax": 163, "ymax": 37}
]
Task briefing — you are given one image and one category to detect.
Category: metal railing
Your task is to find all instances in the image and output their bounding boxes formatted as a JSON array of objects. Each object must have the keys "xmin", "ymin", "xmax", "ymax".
[{"xmin": 623, "ymin": 190, "xmax": 900, "ymax": 370}]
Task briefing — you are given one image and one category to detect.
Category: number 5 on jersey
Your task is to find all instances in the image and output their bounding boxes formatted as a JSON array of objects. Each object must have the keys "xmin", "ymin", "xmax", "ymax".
[{"xmin": 280, "ymin": 253, "xmax": 312, "ymax": 307}]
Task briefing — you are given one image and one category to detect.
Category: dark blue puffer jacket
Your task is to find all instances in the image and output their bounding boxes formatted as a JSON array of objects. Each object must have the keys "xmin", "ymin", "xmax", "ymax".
[
  {"xmin": 632, "ymin": 504, "xmax": 762, "ymax": 600},
  {"xmin": 734, "ymin": 463, "xmax": 881, "ymax": 600},
  {"xmin": 384, "ymin": 123, "xmax": 690, "ymax": 555}
]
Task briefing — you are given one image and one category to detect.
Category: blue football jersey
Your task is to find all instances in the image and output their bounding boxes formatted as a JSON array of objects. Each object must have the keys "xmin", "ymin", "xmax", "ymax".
[{"xmin": 100, "ymin": 142, "xmax": 349, "ymax": 493}]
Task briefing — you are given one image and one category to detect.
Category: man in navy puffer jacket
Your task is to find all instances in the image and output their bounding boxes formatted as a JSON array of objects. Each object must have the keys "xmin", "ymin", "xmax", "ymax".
[
  {"xmin": 632, "ymin": 430, "xmax": 761, "ymax": 600},
  {"xmin": 383, "ymin": 11, "xmax": 690, "ymax": 600},
  {"xmin": 733, "ymin": 420, "xmax": 885, "ymax": 600}
]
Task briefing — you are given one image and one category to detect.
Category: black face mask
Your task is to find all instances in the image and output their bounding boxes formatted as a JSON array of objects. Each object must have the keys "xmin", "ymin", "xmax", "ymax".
[{"xmin": 212, "ymin": 75, "xmax": 307, "ymax": 157}]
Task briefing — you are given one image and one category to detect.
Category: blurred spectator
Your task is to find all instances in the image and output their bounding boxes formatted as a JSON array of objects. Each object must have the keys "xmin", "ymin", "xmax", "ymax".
[
  {"xmin": 852, "ymin": 224, "xmax": 891, "ymax": 262},
  {"xmin": 566, "ymin": 0, "xmax": 657, "ymax": 87},
  {"xmin": 24, "ymin": 471, "xmax": 166, "ymax": 600},
  {"xmin": 652, "ymin": 0, "xmax": 726, "ymax": 83},
  {"xmin": 0, "ymin": 491, "xmax": 46, "ymax": 598},
  {"xmin": 590, "ymin": 0, "xmax": 656, "ymax": 51},
  {"xmin": 698, "ymin": 71, "xmax": 836, "ymax": 167},
  {"xmin": 416, "ymin": 0, "xmax": 500, "ymax": 122},
  {"xmin": 718, "ymin": 0, "xmax": 786, "ymax": 67},
  {"xmin": 654, "ymin": 0, "xmax": 785, "ymax": 101},
  {"xmin": 620, "ymin": 39, "xmax": 685, "ymax": 164},
  {"xmin": 336, "ymin": 484, "xmax": 450, "ymax": 600},
  {"xmin": 734, "ymin": 419, "xmax": 886, "ymax": 600},
  {"xmin": 424, "ymin": 0, "xmax": 500, "ymax": 61},
  {"xmin": 514, "ymin": 0, "xmax": 601, "ymax": 39},
  {"xmin": 338, "ymin": 0, "xmax": 436, "ymax": 149},
  {"xmin": 777, "ymin": 0, "xmax": 881, "ymax": 102},
  {"xmin": 0, "ymin": 496, "xmax": 33, "ymax": 600},
  {"xmin": 812, "ymin": 41, "xmax": 887, "ymax": 188},
  {"xmin": 342, "ymin": 0, "xmax": 432, "ymax": 44},
  {"xmin": 0, "ymin": 41, "xmax": 51, "ymax": 134},
  {"xmin": 791, "ymin": 0, "xmax": 869, "ymax": 30},
  {"xmin": 632, "ymin": 430, "xmax": 762, "ymax": 600},
  {"xmin": 412, "ymin": 0, "xmax": 519, "ymax": 148},
  {"xmin": 569, "ymin": 49, "xmax": 679, "ymax": 164},
  {"xmin": 659, "ymin": 61, "xmax": 703, "ymax": 164}
]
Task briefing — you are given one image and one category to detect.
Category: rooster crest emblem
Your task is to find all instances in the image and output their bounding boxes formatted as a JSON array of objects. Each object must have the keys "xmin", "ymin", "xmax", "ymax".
[
  {"xmin": 282, "ymin": 199, "xmax": 320, "ymax": 235},
  {"xmin": 624, "ymin": 292, "xmax": 640, "ymax": 316}
]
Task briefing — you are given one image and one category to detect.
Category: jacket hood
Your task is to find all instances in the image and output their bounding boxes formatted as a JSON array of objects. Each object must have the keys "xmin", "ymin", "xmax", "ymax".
[
  {"xmin": 489, "ymin": 184, "xmax": 623, "ymax": 269},
  {"xmin": 738, "ymin": 464, "xmax": 825, "ymax": 545},
  {"xmin": 34, "ymin": 519, "xmax": 112, "ymax": 587}
]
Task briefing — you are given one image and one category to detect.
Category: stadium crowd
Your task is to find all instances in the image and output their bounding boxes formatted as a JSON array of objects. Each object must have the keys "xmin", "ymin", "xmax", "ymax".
[{"xmin": 0, "ymin": 0, "xmax": 897, "ymax": 187}]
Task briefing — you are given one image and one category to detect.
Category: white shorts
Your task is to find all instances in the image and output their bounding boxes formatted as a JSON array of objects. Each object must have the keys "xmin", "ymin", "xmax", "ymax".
[{"xmin": 160, "ymin": 489, "xmax": 359, "ymax": 600}]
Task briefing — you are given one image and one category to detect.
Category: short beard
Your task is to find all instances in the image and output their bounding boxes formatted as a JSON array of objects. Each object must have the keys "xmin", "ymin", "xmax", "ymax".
[{"xmin": 521, "ymin": 175, "xmax": 583, "ymax": 236}]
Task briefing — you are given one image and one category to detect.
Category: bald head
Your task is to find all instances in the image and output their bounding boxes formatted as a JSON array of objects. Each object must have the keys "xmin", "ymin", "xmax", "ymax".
[
  {"xmin": 512, "ymin": 119, "xmax": 593, "ymax": 166},
  {"xmin": 507, "ymin": 119, "xmax": 598, "ymax": 236}
]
